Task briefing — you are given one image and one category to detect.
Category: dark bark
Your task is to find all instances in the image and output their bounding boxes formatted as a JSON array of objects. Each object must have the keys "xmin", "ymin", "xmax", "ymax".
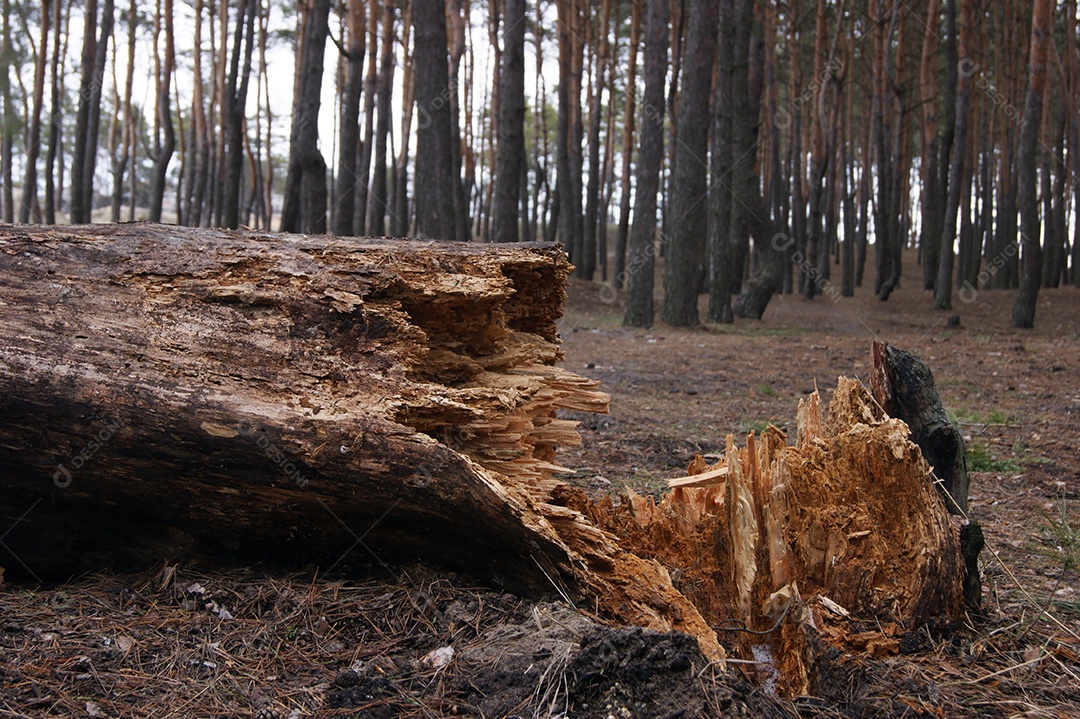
[
  {"xmin": 707, "ymin": 0, "xmax": 734, "ymax": 323},
  {"xmin": 332, "ymin": 0, "xmax": 365, "ymax": 237},
  {"xmin": 872, "ymin": 0, "xmax": 896, "ymax": 300},
  {"xmin": 221, "ymin": 0, "xmax": 257, "ymax": 229},
  {"xmin": 613, "ymin": 0, "xmax": 640, "ymax": 290},
  {"xmin": 70, "ymin": 0, "xmax": 99, "ymax": 224},
  {"xmin": 148, "ymin": 0, "xmax": 176, "ymax": 223},
  {"xmin": 1012, "ymin": 0, "xmax": 1052, "ymax": 328},
  {"xmin": 919, "ymin": 0, "xmax": 943, "ymax": 290},
  {"xmin": 555, "ymin": 0, "xmax": 584, "ymax": 264},
  {"xmin": 731, "ymin": 0, "xmax": 784, "ymax": 320},
  {"xmin": 841, "ymin": 90, "xmax": 855, "ymax": 298},
  {"xmin": 661, "ymin": 0, "xmax": 717, "ymax": 326},
  {"xmin": 366, "ymin": 1, "xmax": 395, "ymax": 237},
  {"xmin": 805, "ymin": 0, "xmax": 828, "ymax": 299},
  {"xmin": 934, "ymin": 0, "xmax": 959, "ymax": 291},
  {"xmin": 492, "ymin": 0, "xmax": 527, "ymax": 243},
  {"xmin": 111, "ymin": 0, "xmax": 137, "ymax": 223},
  {"xmin": 18, "ymin": 0, "xmax": 49, "ymax": 224},
  {"xmin": 280, "ymin": 0, "xmax": 332, "ymax": 235},
  {"xmin": 622, "ymin": 0, "xmax": 668, "ymax": 328},
  {"xmin": 579, "ymin": 0, "xmax": 613, "ymax": 274},
  {"xmin": 788, "ymin": 11, "xmax": 805, "ymax": 296},
  {"xmin": 43, "ymin": 0, "xmax": 64, "ymax": 223},
  {"xmin": 390, "ymin": 3, "xmax": 413, "ymax": 236},
  {"xmin": 0, "ymin": 0, "xmax": 12, "ymax": 223},
  {"xmin": 411, "ymin": 0, "xmax": 461, "ymax": 241},
  {"xmin": 934, "ymin": 0, "xmax": 973, "ymax": 310},
  {"xmin": 355, "ymin": 0, "xmax": 380, "ymax": 236}
]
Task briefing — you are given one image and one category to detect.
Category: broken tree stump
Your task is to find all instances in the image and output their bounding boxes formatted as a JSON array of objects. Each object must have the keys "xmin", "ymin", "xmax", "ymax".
[
  {"xmin": 0, "ymin": 224, "xmax": 722, "ymax": 660},
  {"xmin": 584, "ymin": 373, "xmax": 966, "ymax": 697},
  {"xmin": 870, "ymin": 340, "xmax": 983, "ymax": 609}
]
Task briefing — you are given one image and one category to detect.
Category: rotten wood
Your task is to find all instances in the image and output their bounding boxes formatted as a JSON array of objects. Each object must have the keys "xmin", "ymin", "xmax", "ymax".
[
  {"xmin": 0, "ymin": 223, "xmax": 723, "ymax": 660},
  {"xmin": 585, "ymin": 373, "xmax": 966, "ymax": 697}
]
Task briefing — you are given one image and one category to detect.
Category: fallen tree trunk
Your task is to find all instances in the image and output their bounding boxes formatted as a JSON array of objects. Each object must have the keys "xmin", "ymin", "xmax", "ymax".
[{"xmin": 0, "ymin": 223, "xmax": 722, "ymax": 659}]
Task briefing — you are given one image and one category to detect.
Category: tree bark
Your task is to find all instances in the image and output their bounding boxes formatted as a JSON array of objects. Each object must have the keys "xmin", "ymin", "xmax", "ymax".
[
  {"xmin": 622, "ymin": 0, "xmax": 668, "ymax": 328},
  {"xmin": 491, "ymin": 0, "xmax": 526, "ymax": 243},
  {"xmin": 661, "ymin": 0, "xmax": 718, "ymax": 326},
  {"xmin": 579, "ymin": 0, "xmax": 612, "ymax": 275},
  {"xmin": 70, "ymin": 0, "xmax": 98, "ymax": 224},
  {"xmin": 43, "ymin": 0, "xmax": 65, "ymax": 223},
  {"xmin": 707, "ymin": 0, "xmax": 734, "ymax": 323},
  {"xmin": 872, "ymin": 0, "xmax": 897, "ymax": 300},
  {"xmin": 612, "ymin": 0, "xmax": 640, "ymax": 290},
  {"xmin": 731, "ymin": 0, "xmax": 784, "ymax": 320},
  {"xmin": 934, "ymin": 0, "xmax": 973, "ymax": 310},
  {"xmin": 332, "ymin": 0, "xmax": 366, "ymax": 237},
  {"xmin": 366, "ymin": 1, "xmax": 395, "ymax": 238},
  {"xmin": 919, "ymin": 0, "xmax": 942, "ymax": 290},
  {"xmin": 18, "ymin": 0, "xmax": 49, "ymax": 224},
  {"xmin": 390, "ymin": 3, "xmax": 413, "ymax": 236},
  {"xmin": 411, "ymin": 0, "xmax": 461, "ymax": 241},
  {"xmin": 280, "ymin": 0, "xmax": 332, "ymax": 235},
  {"xmin": 0, "ymin": 222, "xmax": 724, "ymax": 664},
  {"xmin": 1012, "ymin": 0, "xmax": 1052, "ymax": 328},
  {"xmin": 555, "ymin": 0, "xmax": 584, "ymax": 264},
  {"xmin": 148, "ymin": 0, "xmax": 176, "ymax": 223},
  {"xmin": 221, "ymin": 0, "xmax": 256, "ymax": 229}
]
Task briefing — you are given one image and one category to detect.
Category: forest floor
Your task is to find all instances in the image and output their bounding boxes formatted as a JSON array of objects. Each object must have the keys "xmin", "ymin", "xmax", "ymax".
[{"xmin": 2, "ymin": 253, "xmax": 1079, "ymax": 718}]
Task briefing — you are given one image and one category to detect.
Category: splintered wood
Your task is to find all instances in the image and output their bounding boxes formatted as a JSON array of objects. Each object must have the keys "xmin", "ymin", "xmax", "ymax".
[
  {"xmin": 591, "ymin": 376, "xmax": 965, "ymax": 697},
  {"xmin": 0, "ymin": 224, "xmax": 722, "ymax": 663}
]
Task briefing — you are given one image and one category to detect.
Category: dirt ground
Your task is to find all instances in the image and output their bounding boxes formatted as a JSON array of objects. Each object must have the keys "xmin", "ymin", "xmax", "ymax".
[{"xmin": 2, "ymin": 254, "xmax": 1079, "ymax": 718}]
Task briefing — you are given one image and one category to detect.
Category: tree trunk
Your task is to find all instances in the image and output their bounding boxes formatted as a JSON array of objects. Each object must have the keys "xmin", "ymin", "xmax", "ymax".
[
  {"xmin": 612, "ymin": 0, "xmax": 640, "ymax": 290},
  {"xmin": 661, "ymin": 0, "xmax": 718, "ymax": 326},
  {"xmin": 731, "ymin": 0, "xmax": 784, "ymax": 320},
  {"xmin": 332, "ymin": 0, "xmax": 365, "ymax": 237},
  {"xmin": 622, "ymin": 0, "xmax": 668, "ymax": 328},
  {"xmin": 221, "ymin": 0, "xmax": 256, "ymax": 229},
  {"xmin": 872, "ymin": 0, "xmax": 897, "ymax": 300},
  {"xmin": 110, "ymin": 0, "xmax": 137, "ymax": 223},
  {"xmin": 919, "ymin": 0, "xmax": 942, "ymax": 291},
  {"xmin": 555, "ymin": 0, "xmax": 584, "ymax": 264},
  {"xmin": 1071, "ymin": 0, "xmax": 1080, "ymax": 287},
  {"xmin": 804, "ymin": 0, "xmax": 828, "ymax": 299},
  {"xmin": 43, "ymin": 0, "xmax": 65, "ymax": 223},
  {"xmin": 280, "ymin": 0, "xmax": 332, "ymax": 235},
  {"xmin": 390, "ymin": 3, "xmax": 413, "ymax": 237},
  {"xmin": 491, "ymin": 0, "xmax": 526, "ymax": 243},
  {"xmin": 707, "ymin": 0, "xmax": 734, "ymax": 323},
  {"xmin": 934, "ymin": 0, "xmax": 973, "ymax": 310},
  {"xmin": 0, "ymin": 222, "xmax": 723, "ymax": 664},
  {"xmin": 18, "ymin": 0, "xmax": 49, "ymax": 224},
  {"xmin": 147, "ymin": 0, "xmax": 175, "ymax": 223},
  {"xmin": 788, "ymin": 7, "xmax": 805, "ymax": 296},
  {"xmin": 1011, "ymin": 0, "xmax": 1052, "ymax": 328},
  {"xmin": 70, "ymin": 0, "xmax": 98, "ymax": 224},
  {"xmin": 366, "ymin": 1, "xmax": 395, "ymax": 238},
  {"xmin": 353, "ymin": 0, "xmax": 380, "ymax": 235},
  {"xmin": 411, "ymin": 0, "xmax": 461, "ymax": 241},
  {"xmin": 578, "ymin": 0, "xmax": 612, "ymax": 275}
]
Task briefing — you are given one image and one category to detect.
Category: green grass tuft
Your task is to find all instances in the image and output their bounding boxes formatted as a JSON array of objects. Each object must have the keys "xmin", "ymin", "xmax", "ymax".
[{"xmin": 966, "ymin": 442, "xmax": 1020, "ymax": 473}]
